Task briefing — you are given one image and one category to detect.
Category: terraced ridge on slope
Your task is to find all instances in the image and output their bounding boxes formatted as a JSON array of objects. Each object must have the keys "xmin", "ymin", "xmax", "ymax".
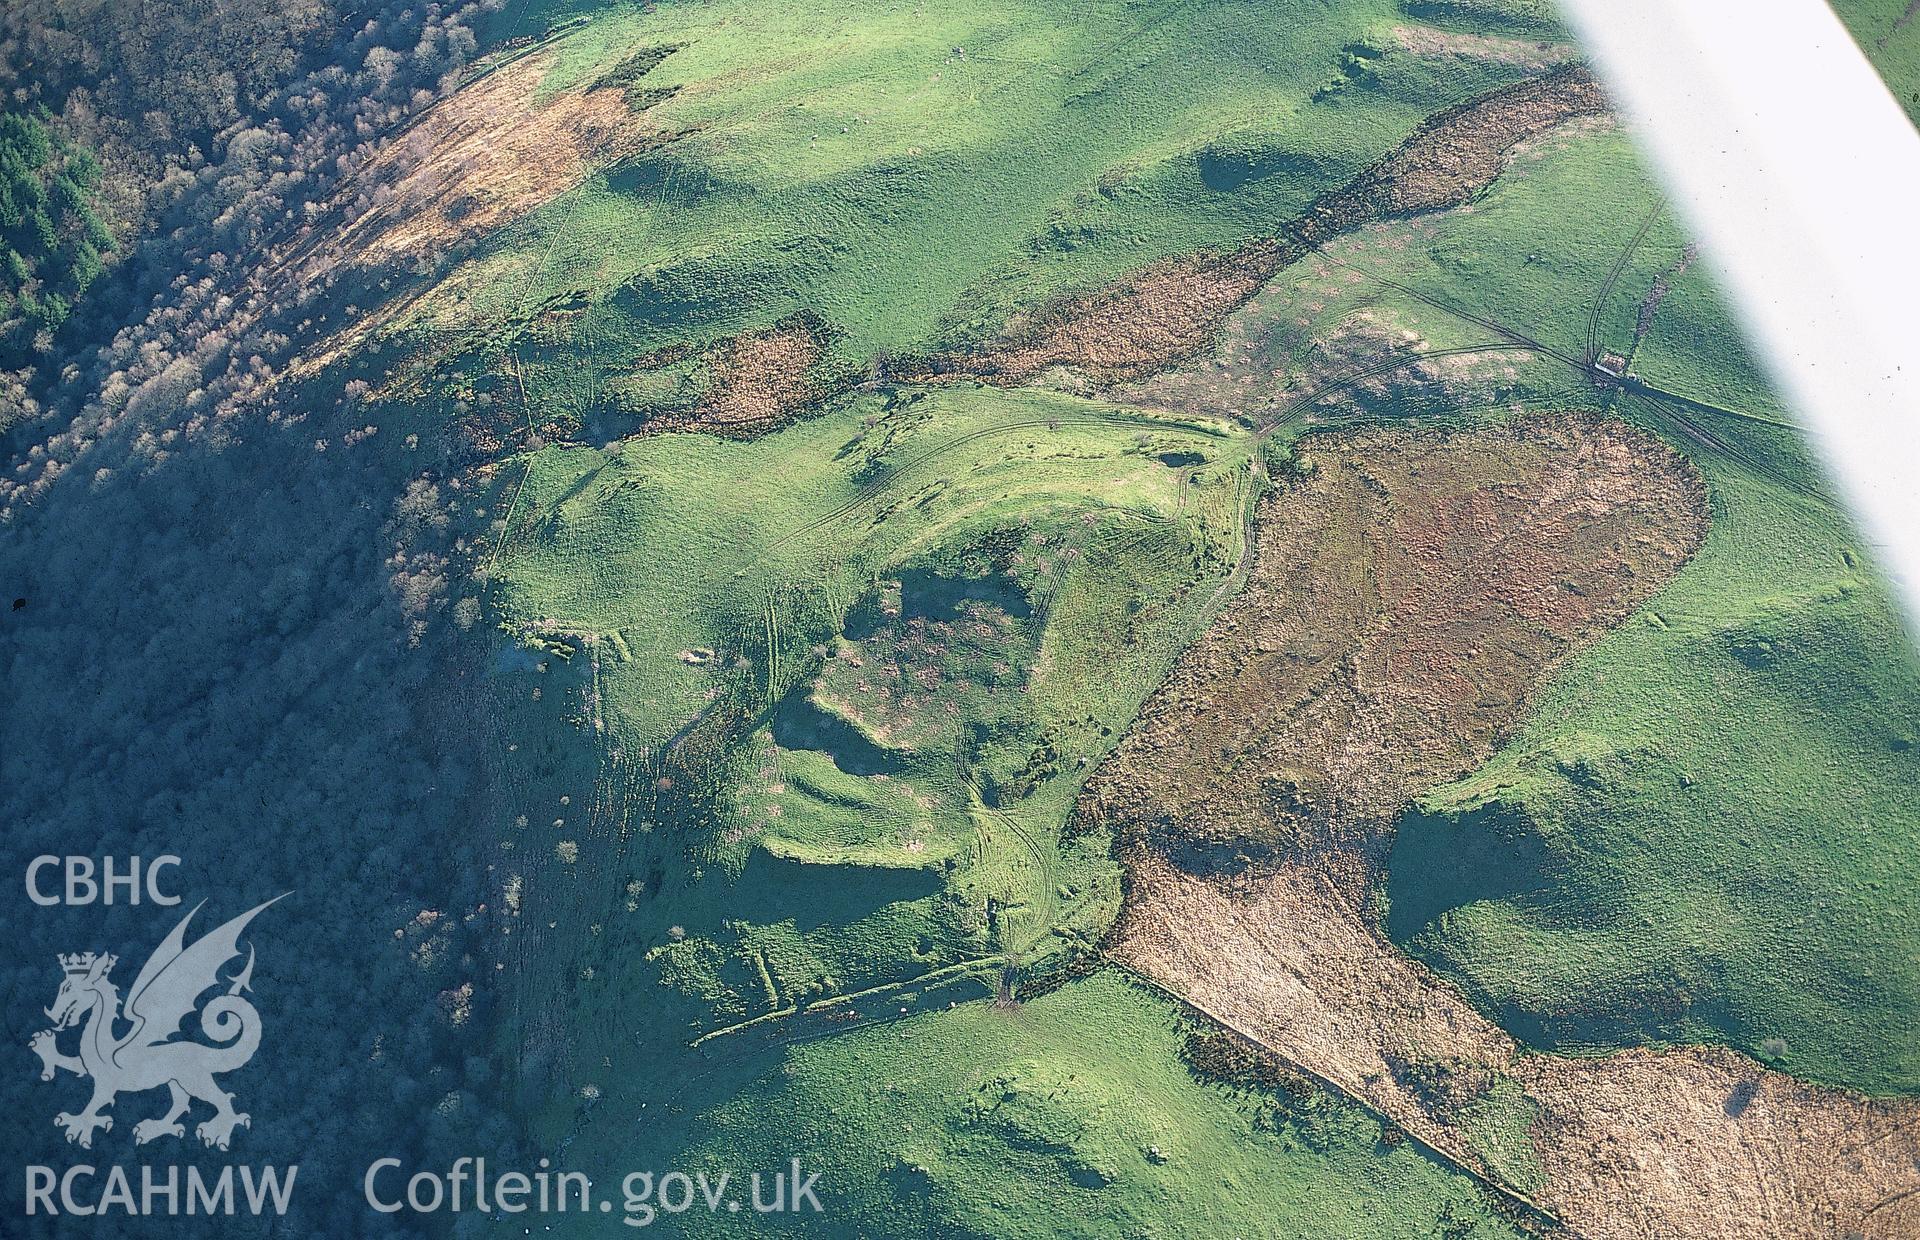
[{"xmin": 1083, "ymin": 418, "xmax": 1920, "ymax": 1238}]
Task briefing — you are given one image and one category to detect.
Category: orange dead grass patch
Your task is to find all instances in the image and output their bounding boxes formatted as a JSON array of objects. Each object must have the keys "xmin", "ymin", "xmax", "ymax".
[
  {"xmin": 964, "ymin": 251, "xmax": 1282, "ymax": 385},
  {"xmin": 621, "ymin": 321, "xmax": 826, "ymax": 439},
  {"xmin": 1119, "ymin": 854, "xmax": 1920, "ymax": 1240},
  {"xmin": 1355, "ymin": 65, "xmax": 1606, "ymax": 216},
  {"xmin": 1085, "ymin": 417, "xmax": 1705, "ymax": 847}
]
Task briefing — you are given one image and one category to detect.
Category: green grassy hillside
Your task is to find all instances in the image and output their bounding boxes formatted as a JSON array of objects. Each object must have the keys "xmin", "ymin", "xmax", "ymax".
[
  {"xmin": 425, "ymin": 2, "xmax": 1920, "ymax": 1222},
  {"xmin": 667, "ymin": 970, "xmax": 1529, "ymax": 1238},
  {"xmin": 7, "ymin": 0, "xmax": 1920, "ymax": 1226},
  {"xmin": 377, "ymin": 0, "xmax": 1543, "ymax": 435},
  {"xmin": 23, "ymin": 0, "xmax": 1899, "ymax": 1230},
  {"xmin": 1831, "ymin": 0, "xmax": 1920, "ymax": 125},
  {"xmin": 330, "ymin": 6, "xmax": 1646, "ymax": 1228},
  {"xmin": 1365, "ymin": 119, "xmax": 1920, "ymax": 1094}
]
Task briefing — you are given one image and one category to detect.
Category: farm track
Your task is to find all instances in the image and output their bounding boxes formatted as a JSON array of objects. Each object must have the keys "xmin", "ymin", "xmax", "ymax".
[
  {"xmin": 1312, "ymin": 228, "xmax": 1822, "ymax": 504},
  {"xmin": 1585, "ymin": 195, "xmax": 1667, "ymax": 366},
  {"xmin": 1336, "ymin": 286, "xmax": 1814, "ymax": 499},
  {"xmin": 958, "ymin": 764, "xmax": 1060, "ymax": 956},
  {"xmin": 1255, "ymin": 341, "xmax": 1538, "ymax": 430},
  {"xmin": 1320, "ymin": 252, "xmax": 1587, "ymax": 371}
]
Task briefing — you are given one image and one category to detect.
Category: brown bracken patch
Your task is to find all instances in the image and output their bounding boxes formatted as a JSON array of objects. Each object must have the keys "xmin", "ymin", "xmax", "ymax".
[
  {"xmin": 1084, "ymin": 416, "xmax": 1705, "ymax": 850},
  {"xmin": 939, "ymin": 67, "xmax": 1606, "ymax": 388},
  {"xmin": 1085, "ymin": 417, "xmax": 1920, "ymax": 1239},
  {"xmin": 1349, "ymin": 65, "xmax": 1606, "ymax": 217},
  {"xmin": 962, "ymin": 252, "xmax": 1278, "ymax": 385},
  {"xmin": 633, "ymin": 320, "xmax": 825, "ymax": 439}
]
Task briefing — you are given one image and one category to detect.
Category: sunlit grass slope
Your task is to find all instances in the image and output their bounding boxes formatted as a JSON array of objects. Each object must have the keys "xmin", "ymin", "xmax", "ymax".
[
  {"xmin": 398, "ymin": 0, "xmax": 1542, "ymax": 432},
  {"xmin": 663, "ymin": 970, "xmax": 1530, "ymax": 1238},
  {"xmin": 1354, "ymin": 121, "xmax": 1920, "ymax": 1094},
  {"xmin": 1830, "ymin": 0, "xmax": 1920, "ymax": 126}
]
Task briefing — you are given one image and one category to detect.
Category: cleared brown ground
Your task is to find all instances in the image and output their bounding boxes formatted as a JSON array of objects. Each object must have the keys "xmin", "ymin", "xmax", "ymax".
[
  {"xmin": 324, "ymin": 52, "xmax": 655, "ymax": 270},
  {"xmin": 1084, "ymin": 418, "xmax": 1920, "ymax": 1238},
  {"xmin": 291, "ymin": 60, "xmax": 1601, "ymax": 444},
  {"xmin": 959, "ymin": 251, "xmax": 1280, "ymax": 385},
  {"xmin": 277, "ymin": 47, "xmax": 668, "ymax": 381},
  {"xmin": 1124, "ymin": 855, "xmax": 1920, "ymax": 1240}
]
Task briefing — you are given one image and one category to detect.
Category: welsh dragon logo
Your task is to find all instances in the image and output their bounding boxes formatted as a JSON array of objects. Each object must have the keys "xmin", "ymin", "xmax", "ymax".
[{"xmin": 28, "ymin": 897, "xmax": 282, "ymax": 1151}]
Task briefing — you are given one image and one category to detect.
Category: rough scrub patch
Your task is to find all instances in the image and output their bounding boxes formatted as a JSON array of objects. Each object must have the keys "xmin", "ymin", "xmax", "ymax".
[
  {"xmin": 640, "ymin": 321, "xmax": 825, "ymax": 438},
  {"xmin": 942, "ymin": 67, "xmax": 1605, "ymax": 386},
  {"xmin": 1391, "ymin": 24, "xmax": 1576, "ymax": 70},
  {"xmin": 1084, "ymin": 418, "xmax": 1920, "ymax": 1238},
  {"xmin": 958, "ymin": 252, "xmax": 1275, "ymax": 385},
  {"xmin": 1085, "ymin": 417, "xmax": 1704, "ymax": 850}
]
